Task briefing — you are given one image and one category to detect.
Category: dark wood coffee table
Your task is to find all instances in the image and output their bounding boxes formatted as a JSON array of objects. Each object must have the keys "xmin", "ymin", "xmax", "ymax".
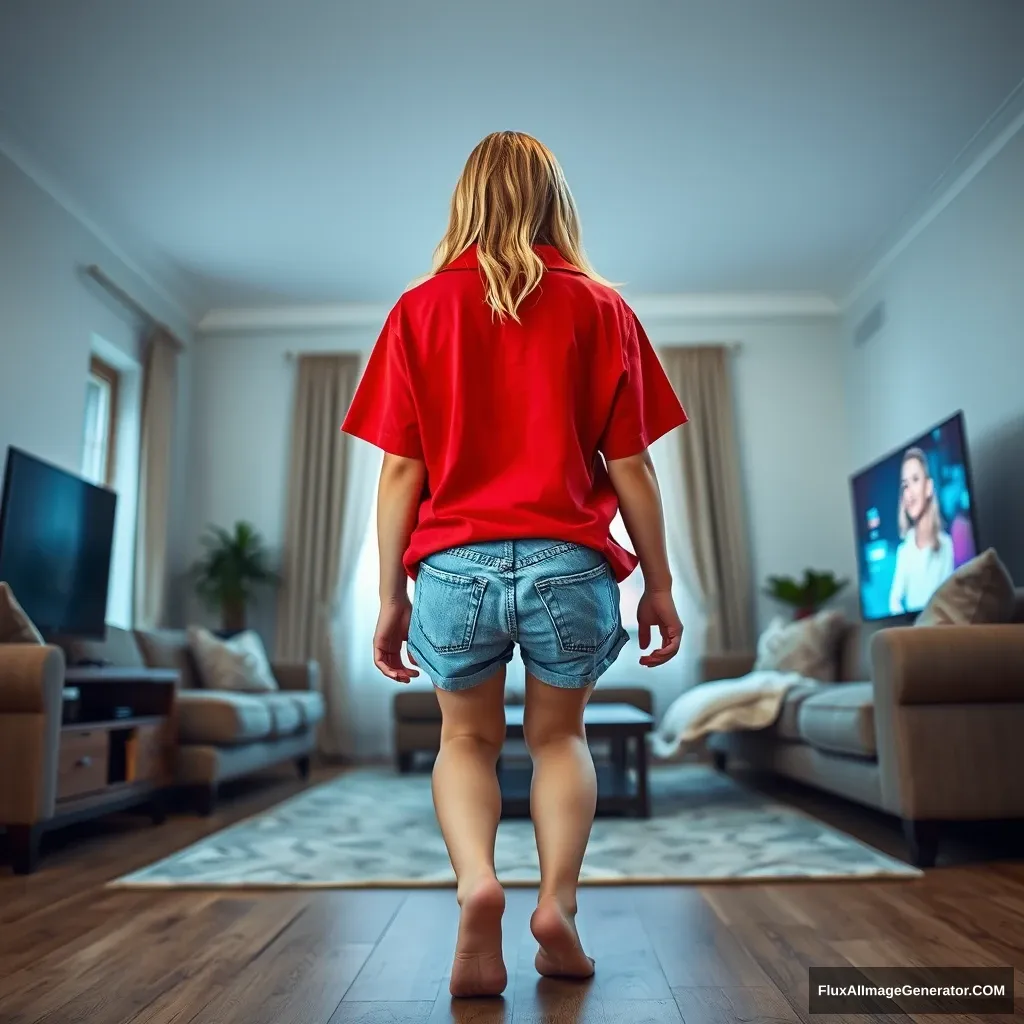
[{"xmin": 499, "ymin": 702, "xmax": 654, "ymax": 819}]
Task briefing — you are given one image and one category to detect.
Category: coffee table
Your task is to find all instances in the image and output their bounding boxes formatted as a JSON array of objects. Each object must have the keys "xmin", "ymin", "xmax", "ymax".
[{"xmin": 499, "ymin": 702, "xmax": 654, "ymax": 819}]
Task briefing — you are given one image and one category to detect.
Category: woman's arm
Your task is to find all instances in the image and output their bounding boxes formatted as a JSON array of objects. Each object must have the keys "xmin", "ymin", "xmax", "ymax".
[
  {"xmin": 373, "ymin": 453, "xmax": 427, "ymax": 681},
  {"xmin": 377, "ymin": 454, "xmax": 426, "ymax": 601},
  {"xmin": 606, "ymin": 450, "xmax": 683, "ymax": 666}
]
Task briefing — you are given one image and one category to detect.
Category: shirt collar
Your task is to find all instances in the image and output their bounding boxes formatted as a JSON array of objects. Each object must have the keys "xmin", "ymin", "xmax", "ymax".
[{"xmin": 439, "ymin": 243, "xmax": 584, "ymax": 275}]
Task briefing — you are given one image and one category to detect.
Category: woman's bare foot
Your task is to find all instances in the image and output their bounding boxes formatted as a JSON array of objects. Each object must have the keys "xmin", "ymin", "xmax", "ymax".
[
  {"xmin": 531, "ymin": 895, "xmax": 595, "ymax": 979},
  {"xmin": 449, "ymin": 876, "xmax": 508, "ymax": 998}
]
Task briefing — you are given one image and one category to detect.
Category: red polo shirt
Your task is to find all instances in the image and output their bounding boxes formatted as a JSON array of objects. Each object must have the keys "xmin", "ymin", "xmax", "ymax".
[{"xmin": 341, "ymin": 244, "xmax": 687, "ymax": 581}]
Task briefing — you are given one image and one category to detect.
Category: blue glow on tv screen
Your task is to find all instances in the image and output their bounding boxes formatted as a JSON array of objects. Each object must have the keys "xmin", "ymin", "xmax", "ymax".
[{"xmin": 850, "ymin": 412, "xmax": 979, "ymax": 622}]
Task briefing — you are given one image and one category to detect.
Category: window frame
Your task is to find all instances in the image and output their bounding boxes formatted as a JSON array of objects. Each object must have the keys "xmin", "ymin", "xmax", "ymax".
[{"xmin": 84, "ymin": 355, "xmax": 120, "ymax": 488}]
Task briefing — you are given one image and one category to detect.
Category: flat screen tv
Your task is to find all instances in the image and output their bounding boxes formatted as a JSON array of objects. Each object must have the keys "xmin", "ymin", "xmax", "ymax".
[
  {"xmin": 0, "ymin": 447, "xmax": 117, "ymax": 639},
  {"xmin": 850, "ymin": 411, "xmax": 979, "ymax": 622}
]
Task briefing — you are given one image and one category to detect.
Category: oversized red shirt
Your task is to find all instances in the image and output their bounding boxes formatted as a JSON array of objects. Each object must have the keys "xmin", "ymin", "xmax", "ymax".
[{"xmin": 341, "ymin": 244, "xmax": 687, "ymax": 581}]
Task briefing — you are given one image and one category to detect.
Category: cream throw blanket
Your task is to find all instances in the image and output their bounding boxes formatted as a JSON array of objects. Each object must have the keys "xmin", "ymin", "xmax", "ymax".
[{"xmin": 650, "ymin": 670, "xmax": 805, "ymax": 759}]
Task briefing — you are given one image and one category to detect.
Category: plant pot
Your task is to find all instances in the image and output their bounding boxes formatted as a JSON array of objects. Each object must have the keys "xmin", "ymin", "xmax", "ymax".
[
  {"xmin": 221, "ymin": 599, "xmax": 247, "ymax": 634},
  {"xmin": 793, "ymin": 607, "xmax": 816, "ymax": 621}
]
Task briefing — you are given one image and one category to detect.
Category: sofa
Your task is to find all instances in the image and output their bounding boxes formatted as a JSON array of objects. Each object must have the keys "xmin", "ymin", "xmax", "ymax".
[
  {"xmin": 705, "ymin": 590, "xmax": 1024, "ymax": 866},
  {"xmin": 394, "ymin": 684, "xmax": 653, "ymax": 771},
  {"xmin": 67, "ymin": 626, "xmax": 324, "ymax": 814}
]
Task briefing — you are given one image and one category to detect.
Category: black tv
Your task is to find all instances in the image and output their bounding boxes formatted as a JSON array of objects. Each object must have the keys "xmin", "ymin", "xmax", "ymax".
[
  {"xmin": 850, "ymin": 412, "xmax": 979, "ymax": 622},
  {"xmin": 0, "ymin": 447, "xmax": 117, "ymax": 639}
]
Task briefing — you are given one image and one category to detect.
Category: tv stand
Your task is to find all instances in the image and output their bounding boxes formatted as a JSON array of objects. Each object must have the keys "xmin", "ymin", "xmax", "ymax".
[{"xmin": 6, "ymin": 666, "xmax": 177, "ymax": 875}]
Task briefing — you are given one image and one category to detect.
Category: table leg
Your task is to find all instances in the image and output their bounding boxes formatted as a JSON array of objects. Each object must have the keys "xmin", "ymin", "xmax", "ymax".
[{"xmin": 635, "ymin": 735, "xmax": 651, "ymax": 818}]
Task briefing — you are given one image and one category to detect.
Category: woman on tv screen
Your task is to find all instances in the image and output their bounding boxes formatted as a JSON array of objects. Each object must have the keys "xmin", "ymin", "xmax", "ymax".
[{"xmin": 888, "ymin": 446, "xmax": 955, "ymax": 614}]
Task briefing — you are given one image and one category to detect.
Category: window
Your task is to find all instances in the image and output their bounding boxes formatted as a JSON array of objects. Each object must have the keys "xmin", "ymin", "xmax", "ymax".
[{"xmin": 82, "ymin": 356, "xmax": 119, "ymax": 487}]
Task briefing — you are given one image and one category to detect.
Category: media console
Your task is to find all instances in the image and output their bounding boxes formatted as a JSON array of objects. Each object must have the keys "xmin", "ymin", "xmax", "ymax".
[{"xmin": 7, "ymin": 666, "xmax": 177, "ymax": 874}]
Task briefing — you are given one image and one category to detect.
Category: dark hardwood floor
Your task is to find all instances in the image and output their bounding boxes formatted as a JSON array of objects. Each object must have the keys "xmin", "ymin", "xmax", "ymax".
[{"xmin": 2, "ymin": 765, "xmax": 1023, "ymax": 1023}]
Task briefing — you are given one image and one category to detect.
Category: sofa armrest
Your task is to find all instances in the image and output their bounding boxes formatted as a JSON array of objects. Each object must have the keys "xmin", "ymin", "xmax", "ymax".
[
  {"xmin": 0, "ymin": 644, "xmax": 65, "ymax": 824},
  {"xmin": 700, "ymin": 652, "xmax": 756, "ymax": 682},
  {"xmin": 272, "ymin": 659, "xmax": 320, "ymax": 693},
  {"xmin": 871, "ymin": 625, "xmax": 1024, "ymax": 706},
  {"xmin": 0, "ymin": 644, "xmax": 65, "ymax": 713}
]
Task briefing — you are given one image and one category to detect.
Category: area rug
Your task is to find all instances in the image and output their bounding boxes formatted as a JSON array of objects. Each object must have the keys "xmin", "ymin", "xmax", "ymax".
[{"xmin": 111, "ymin": 765, "xmax": 920, "ymax": 888}]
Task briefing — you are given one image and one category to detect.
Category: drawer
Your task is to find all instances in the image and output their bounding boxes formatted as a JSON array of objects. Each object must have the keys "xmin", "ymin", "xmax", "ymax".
[
  {"xmin": 58, "ymin": 729, "xmax": 109, "ymax": 800},
  {"xmin": 133, "ymin": 723, "xmax": 167, "ymax": 783}
]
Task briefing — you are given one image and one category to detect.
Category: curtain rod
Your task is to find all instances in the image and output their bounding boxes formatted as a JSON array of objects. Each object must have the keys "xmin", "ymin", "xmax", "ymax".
[{"xmin": 85, "ymin": 265, "xmax": 185, "ymax": 352}]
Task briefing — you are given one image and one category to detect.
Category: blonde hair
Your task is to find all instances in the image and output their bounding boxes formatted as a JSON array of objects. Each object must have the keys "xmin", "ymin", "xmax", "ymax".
[
  {"xmin": 432, "ymin": 131, "xmax": 613, "ymax": 321},
  {"xmin": 898, "ymin": 447, "xmax": 943, "ymax": 550}
]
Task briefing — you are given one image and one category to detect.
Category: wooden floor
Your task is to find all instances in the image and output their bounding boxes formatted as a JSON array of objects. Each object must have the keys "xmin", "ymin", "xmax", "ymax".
[{"xmin": 2, "ymin": 767, "xmax": 1024, "ymax": 1023}]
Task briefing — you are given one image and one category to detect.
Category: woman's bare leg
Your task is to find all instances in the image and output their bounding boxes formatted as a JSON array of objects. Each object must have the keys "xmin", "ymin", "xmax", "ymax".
[
  {"xmin": 432, "ymin": 667, "xmax": 508, "ymax": 997},
  {"xmin": 522, "ymin": 672, "xmax": 596, "ymax": 978}
]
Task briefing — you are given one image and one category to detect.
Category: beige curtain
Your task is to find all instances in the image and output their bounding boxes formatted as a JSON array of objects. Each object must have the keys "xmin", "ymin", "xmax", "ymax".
[
  {"xmin": 276, "ymin": 354, "xmax": 362, "ymax": 753},
  {"xmin": 133, "ymin": 329, "xmax": 178, "ymax": 629},
  {"xmin": 659, "ymin": 346, "xmax": 755, "ymax": 653}
]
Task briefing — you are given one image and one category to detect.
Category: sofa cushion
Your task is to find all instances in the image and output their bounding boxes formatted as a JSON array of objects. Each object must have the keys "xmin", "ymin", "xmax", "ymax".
[
  {"xmin": 798, "ymin": 682, "xmax": 876, "ymax": 759},
  {"xmin": 916, "ymin": 548, "xmax": 1016, "ymax": 626},
  {"xmin": 176, "ymin": 691, "xmax": 274, "ymax": 746},
  {"xmin": 188, "ymin": 627, "xmax": 279, "ymax": 693},
  {"xmin": 754, "ymin": 610, "xmax": 847, "ymax": 681},
  {"xmin": 288, "ymin": 690, "xmax": 325, "ymax": 727},
  {"xmin": 774, "ymin": 680, "xmax": 829, "ymax": 741},
  {"xmin": 262, "ymin": 692, "xmax": 304, "ymax": 738},
  {"xmin": 66, "ymin": 624, "xmax": 145, "ymax": 667},
  {"xmin": 0, "ymin": 583, "xmax": 43, "ymax": 644},
  {"xmin": 136, "ymin": 629, "xmax": 200, "ymax": 689}
]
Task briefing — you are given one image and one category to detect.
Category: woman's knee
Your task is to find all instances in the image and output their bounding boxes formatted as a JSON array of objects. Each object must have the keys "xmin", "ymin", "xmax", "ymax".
[{"xmin": 522, "ymin": 709, "xmax": 585, "ymax": 753}]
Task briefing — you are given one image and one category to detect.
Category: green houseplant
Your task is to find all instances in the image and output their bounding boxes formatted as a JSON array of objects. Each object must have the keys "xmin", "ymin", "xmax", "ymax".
[
  {"xmin": 764, "ymin": 569, "xmax": 848, "ymax": 620},
  {"xmin": 191, "ymin": 521, "xmax": 279, "ymax": 633}
]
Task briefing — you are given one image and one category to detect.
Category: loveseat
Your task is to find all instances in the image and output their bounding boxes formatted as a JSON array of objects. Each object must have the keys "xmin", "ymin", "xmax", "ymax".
[
  {"xmin": 705, "ymin": 590, "xmax": 1024, "ymax": 866},
  {"xmin": 68, "ymin": 626, "xmax": 323, "ymax": 814}
]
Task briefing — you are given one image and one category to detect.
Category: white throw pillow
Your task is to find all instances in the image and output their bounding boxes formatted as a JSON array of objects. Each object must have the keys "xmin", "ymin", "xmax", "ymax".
[
  {"xmin": 187, "ymin": 626, "xmax": 279, "ymax": 693},
  {"xmin": 753, "ymin": 609, "xmax": 846, "ymax": 682}
]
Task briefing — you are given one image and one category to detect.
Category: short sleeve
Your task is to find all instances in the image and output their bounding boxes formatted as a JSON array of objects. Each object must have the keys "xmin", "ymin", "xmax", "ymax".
[
  {"xmin": 341, "ymin": 316, "xmax": 423, "ymax": 459},
  {"xmin": 599, "ymin": 310, "xmax": 688, "ymax": 460}
]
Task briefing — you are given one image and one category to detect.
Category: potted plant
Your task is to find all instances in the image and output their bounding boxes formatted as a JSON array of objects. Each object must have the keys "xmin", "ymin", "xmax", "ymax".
[
  {"xmin": 191, "ymin": 521, "xmax": 279, "ymax": 633},
  {"xmin": 764, "ymin": 569, "xmax": 848, "ymax": 620}
]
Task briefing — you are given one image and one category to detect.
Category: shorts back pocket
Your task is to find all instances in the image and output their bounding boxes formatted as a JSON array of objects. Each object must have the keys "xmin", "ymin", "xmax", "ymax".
[
  {"xmin": 535, "ymin": 562, "xmax": 619, "ymax": 654},
  {"xmin": 414, "ymin": 562, "xmax": 487, "ymax": 654}
]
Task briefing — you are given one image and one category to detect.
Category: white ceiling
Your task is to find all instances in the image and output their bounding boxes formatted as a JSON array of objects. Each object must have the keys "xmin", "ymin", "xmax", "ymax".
[{"xmin": 1, "ymin": 0, "xmax": 1023, "ymax": 317}]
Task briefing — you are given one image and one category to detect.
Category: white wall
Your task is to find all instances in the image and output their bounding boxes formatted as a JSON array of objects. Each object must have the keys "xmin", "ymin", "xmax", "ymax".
[
  {"xmin": 842, "ymin": 128, "xmax": 1024, "ymax": 580},
  {"xmin": 0, "ymin": 150, "xmax": 194, "ymax": 625},
  {"xmin": 188, "ymin": 313, "xmax": 853, "ymax": 645}
]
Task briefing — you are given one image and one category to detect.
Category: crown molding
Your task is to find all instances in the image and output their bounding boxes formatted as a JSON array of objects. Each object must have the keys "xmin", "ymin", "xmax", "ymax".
[
  {"xmin": 0, "ymin": 128, "xmax": 198, "ymax": 328},
  {"xmin": 197, "ymin": 291, "xmax": 839, "ymax": 336},
  {"xmin": 841, "ymin": 77, "xmax": 1024, "ymax": 310}
]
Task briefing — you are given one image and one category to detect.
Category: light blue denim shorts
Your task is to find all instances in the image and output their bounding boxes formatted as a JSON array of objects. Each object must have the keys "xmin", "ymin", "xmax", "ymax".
[{"xmin": 407, "ymin": 539, "xmax": 629, "ymax": 692}]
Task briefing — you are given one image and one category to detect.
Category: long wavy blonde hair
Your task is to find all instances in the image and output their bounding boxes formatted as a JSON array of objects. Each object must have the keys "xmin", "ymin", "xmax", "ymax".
[
  {"xmin": 898, "ymin": 447, "xmax": 943, "ymax": 550},
  {"xmin": 431, "ymin": 131, "xmax": 612, "ymax": 321}
]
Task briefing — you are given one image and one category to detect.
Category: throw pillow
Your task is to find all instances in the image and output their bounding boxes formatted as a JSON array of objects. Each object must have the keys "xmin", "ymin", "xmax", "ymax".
[
  {"xmin": 0, "ymin": 582, "xmax": 44, "ymax": 644},
  {"xmin": 187, "ymin": 626, "xmax": 279, "ymax": 693},
  {"xmin": 915, "ymin": 548, "xmax": 1016, "ymax": 626},
  {"xmin": 754, "ymin": 608, "xmax": 847, "ymax": 682}
]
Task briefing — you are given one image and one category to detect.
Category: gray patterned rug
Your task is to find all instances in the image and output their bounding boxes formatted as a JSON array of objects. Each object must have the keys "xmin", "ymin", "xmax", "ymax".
[{"xmin": 112, "ymin": 765, "xmax": 919, "ymax": 888}]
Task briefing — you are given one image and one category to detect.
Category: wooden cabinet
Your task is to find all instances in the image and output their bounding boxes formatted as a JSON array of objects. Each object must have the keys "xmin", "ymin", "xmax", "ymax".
[{"xmin": 5, "ymin": 667, "xmax": 178, "ymax": 875}]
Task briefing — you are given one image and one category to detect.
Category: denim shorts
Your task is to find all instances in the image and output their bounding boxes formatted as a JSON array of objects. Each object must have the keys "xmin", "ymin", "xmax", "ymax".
[{"xmin": 407, "ymin": 539, "xmax": 629, "ymax": 692}]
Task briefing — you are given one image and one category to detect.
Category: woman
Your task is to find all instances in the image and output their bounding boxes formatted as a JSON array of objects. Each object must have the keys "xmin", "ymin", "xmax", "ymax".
[
  {"xmin": 888, "ymin": 446, "xmax": 955, "ymax": 615},
  {"xmin": 342, "ymin": 132, "xmax": 686, "ymax": 997}
]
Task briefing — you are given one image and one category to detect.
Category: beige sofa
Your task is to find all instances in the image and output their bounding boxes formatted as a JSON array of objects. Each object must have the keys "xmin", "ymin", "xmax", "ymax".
[
  {"xmin": 69, "ymin": 626, "xmax": 324, "ymax": 814},
  {"xmin": 705, "ymin": 591, "xmax": 1024, "ymax": 866}
]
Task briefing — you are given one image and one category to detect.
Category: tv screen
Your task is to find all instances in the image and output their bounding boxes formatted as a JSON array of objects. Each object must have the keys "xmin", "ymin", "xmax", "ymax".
[
  {"xmin": 850, "ymin": 412, "xmax": 979, "ymax": 622},
  {"xmin": 0, "ymin": 447, "xmax": 117, "ymax": 639}
]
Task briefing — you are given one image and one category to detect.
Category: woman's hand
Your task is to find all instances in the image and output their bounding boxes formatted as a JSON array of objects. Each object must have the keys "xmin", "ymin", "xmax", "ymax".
[
  {"xmin": 637, "ymin": 588, "xmax": 683, "ymax": 667},
  {"xmin": 373, "ymin": 596, "xmax": 420, "ymax": 683}
]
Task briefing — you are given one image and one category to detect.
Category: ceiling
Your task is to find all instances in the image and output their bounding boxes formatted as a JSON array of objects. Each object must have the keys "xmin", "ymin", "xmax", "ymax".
[{"xmin": 1, "ymin": 0, "xmax": 1023, "ymax": 317}]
